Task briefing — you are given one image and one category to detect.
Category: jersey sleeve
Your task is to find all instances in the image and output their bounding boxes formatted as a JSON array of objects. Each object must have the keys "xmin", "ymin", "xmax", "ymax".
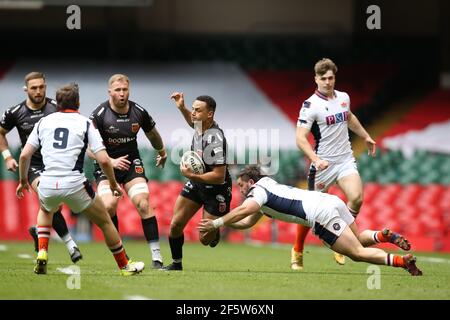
[
  {"xmin": 0, "ymin": 107, "xmax": 16, "ymax": 131},
  {"xmin": 141, "ymin": 108, "xmax": 156, "ymax": 132},
  {"xmin": 203, "ymin": 129, "xmax": 227, "ymax": 166},
  {"xmin": 297, "ymin": 100, "xmax": 316, "ymax": 129},
  {"xmin": 87, "ymin": 120, "xmax": 106, "ymax": 154},
  {"xmin": 26, "ymin": 119, "xmax": 41, "ymax": 149},
  {"xmin": 245, "ymin": 185, "xmax": 268, "ymax": 207}
]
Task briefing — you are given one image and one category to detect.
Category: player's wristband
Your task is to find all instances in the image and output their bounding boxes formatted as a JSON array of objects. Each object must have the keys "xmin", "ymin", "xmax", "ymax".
[
  {"xmin": 2, "ymin": 149, "xmax": 12, "ymax": 160},
  {"xmin": 212, "ymin": 218, "xmax": 224, "ymax": 229}
]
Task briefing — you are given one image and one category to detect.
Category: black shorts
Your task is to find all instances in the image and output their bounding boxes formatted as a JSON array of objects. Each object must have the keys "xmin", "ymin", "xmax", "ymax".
[
  {"xmin": 94, "ymin": 158, "xmax": 148, "ymax": 185},
  {"xmin": 180, "ymin": 176, "xmax": 232, "ymax": 217},
  {"xmin": 28, "ymin": 165, "xmax": 44, "ymax": 185}
]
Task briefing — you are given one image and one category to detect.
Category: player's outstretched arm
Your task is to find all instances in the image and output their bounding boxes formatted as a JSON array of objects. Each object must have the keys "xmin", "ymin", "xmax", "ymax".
[
  {"xmin": 145, "ymin": 128, "xmax": 167, "ymax": 168},
  {"xmin": 296, "ymin": 126, "xmax": 328, "ymax": 170},
  {"xmin": 347, "ymin": 111, "xmax": 377, "ymax": 156},
  {"xmin": 16, "ymin": 143, "xmax": 36, "ymax": 198},
  {"xmin": 0, "ymin": 127, "xmax": 18, "ymax": 172},
  {"xmin": 198, "ymin": 199, "xmax": 262, "ymax": 232},
  {"xmin": 170, "ymin": 91, "xmax": 194, "ymax": 128},
  {"xmin": 94, "ymin": 150, "xmax": 122, "ymax": 197}
]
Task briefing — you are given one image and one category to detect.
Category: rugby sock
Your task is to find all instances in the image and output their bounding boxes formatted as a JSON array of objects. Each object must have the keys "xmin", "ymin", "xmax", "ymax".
[
  {"xmin": 373, "ymin": 231, "xmax": 388, "ymax": 243},
  {"xmin": 385, "ymin": 253, "xmax": 405, "ymax": 268},
  {"xmin": 52, "ymin": 210, "xmax": 69, "ymax": 238},
  {"xmin": 37, "ymin": 225, "xmax": 51, "ymax": 252},
  {"xmin": 293, "ymin": 225, "xmax": 310, "ymax": 253},
  {"xmin": 61, "ymin": 234, "xmax": 77, "ymax": 255},
  {"xmin": 169, "ymin": 234, "xmax": 184, "ymax": 261},
  {"xmin": 111, "ymin": 214, "xmax": 119, "ymax": 232},
  {"xmin": 109, "ymin": 241, "xmax": 128, "ymax": 269}
]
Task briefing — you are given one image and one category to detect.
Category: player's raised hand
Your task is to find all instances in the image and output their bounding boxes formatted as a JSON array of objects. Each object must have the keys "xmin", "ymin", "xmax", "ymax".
[
  {"xmin": 111, "ymin": 155, "xmax": 130, "ymax": 171},
  {"xmin": 170, "ymin": 92, "xmax": 185, "ymax": 109},
  {"xmin": 16, "ymin": 181, "xmax": 29, "ymax": 199},
  {"xmin": 366, "ymin": 137, "xmax": 377, "ymax": 157},
  {"xmin": 5, "ymin": 157, "xmax": 18, "ymax": 172},
  {"xmin": 198, "ymin": 219, "xmax": 214, "ymax": 233}
]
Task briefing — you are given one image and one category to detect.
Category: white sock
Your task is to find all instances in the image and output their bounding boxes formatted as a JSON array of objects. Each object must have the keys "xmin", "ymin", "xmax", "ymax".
[
  {"xmin": 149, "ymin": 241, "xmax": 162, "ymax": 262},
  {"xmin": 62, "ymin": 234, "xmax": 77, "ymax": 255}
]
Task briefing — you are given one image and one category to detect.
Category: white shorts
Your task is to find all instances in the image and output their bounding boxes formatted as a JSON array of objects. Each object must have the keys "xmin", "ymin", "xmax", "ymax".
[
  {"xmin": 311, "ymin": 194, "xmax": 355, "ymax": 247},
  {"xmin": 38, "ymin": 180, "xmax": 96, "ymax": 214},
  {"xmin": 308, "ymin": 157, "xmax": 359, "ymax": 192}
]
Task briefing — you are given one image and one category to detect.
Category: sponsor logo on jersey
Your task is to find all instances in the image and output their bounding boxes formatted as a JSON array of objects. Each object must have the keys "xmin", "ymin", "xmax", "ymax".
[
  {"xmin": 135, "ymin": 165, "xmax": 144, "ymax": 174},
  {"xmin": 131, "ymin": 123, "xmax": 140, "ymax": 133},
  {"xmin": 106, "ymin": 125, "xmax": 119, "ymax": 134},
  {"xmin": 133, "ymin": 159, "xmax": 142, "ymax": 165},
  {"xmin": 108, "ymin": 137, "xmax": 136, "ymax": 145},
  {"xmin": 302, "ymin": 101, "xmax": 311, "ymax": 108},
  {"xmin": 216, "ymin": 194, "xmax": 225, "ymax": 202},
  {"xmin": 325, "ymin": 111, "xmax": 349, "ymax": 125}
]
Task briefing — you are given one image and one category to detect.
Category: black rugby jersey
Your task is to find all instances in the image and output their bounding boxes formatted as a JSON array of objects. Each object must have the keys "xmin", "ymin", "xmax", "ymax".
[
  {"xmin": 191, "ymin": 121, "xmax": 231, "ymax": 184},
  {"xmin": 0, "ymin": 98, "xmax": 57, "ymax": 166},
  {"xmin": 89, "ymin": 100, "xmax": 155, "ymax": 160}
]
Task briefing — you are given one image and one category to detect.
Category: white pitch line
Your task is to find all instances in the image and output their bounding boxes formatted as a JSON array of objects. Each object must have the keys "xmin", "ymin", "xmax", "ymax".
[
  {"xmin": 417, "ymin": 256, "xmax": 450, "ymax": 264},
  {"xmin": 124, "ymin": 295, "xmax": 152, "ymax": 300},
  {"xmin": 56, "ymin": 267, "xmax": 80, "ymax": 275},
  {"xmin": 17, "ymin": 253, "xmax": 33, "ymax": 259},
  {"xmin": 0, "ymin": 244, "xmax": 8, "ymax": 251}
]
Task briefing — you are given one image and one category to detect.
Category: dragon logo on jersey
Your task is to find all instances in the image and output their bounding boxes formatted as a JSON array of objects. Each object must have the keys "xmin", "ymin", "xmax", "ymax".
[
  {"xmin": 135, "ymin": 165, "xmax": 144, "ymax": 174},
  {"xmin": 131, "ymin": 123, "xmax": 140, "ymax": 133}
]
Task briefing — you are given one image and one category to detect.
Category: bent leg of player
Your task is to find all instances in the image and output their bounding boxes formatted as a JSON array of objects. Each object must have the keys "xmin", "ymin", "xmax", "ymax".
[
  {"xmin": 97, "ymin": 180, "xmax": 120, "ymax": 230},
  {"xmin": 162, "ymin": 195, "xmax": 201, "ymax": 271},
  {"xmin": 34, "ymin": 208, "xmax": 55, "ymax": 275},
  {"xmin": 331, "ymin": 225, "xmax": 422, "ymax": 276},
  {"xmin": 81, "ymin": 193, "xmax": 144, "ymax": 276},
  {"xmin": 334, "ymin": 171, "xmax": 364, "ymax": 265},
  {"xmin": 126, "ymin": 178, "xmax": 163, "ymax": 269},
  {"xmin": 30, "ymin": 177, "xmax": 82, "ymax": 262}
]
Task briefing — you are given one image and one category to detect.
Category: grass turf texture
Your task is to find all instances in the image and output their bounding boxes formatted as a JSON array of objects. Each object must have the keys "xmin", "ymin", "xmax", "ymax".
[{"xmin": 0, "ymin": 240, "xmax": 449, "ymax": 300}]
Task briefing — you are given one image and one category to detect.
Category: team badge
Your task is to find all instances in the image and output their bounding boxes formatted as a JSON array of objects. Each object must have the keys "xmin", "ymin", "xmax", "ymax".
[
  {"xmin": 219, "ymin": 202, "xmax": 227, "ymax": 213},
  {"xmin": 131, "ymin": 123, "xmax": 140, "ymax": 133},
  {"xmin": 316, "ymin": 183, "xmax": 325, "ymax": 190},
  {"xmin": 135, "ymin": 165, "xmax": 144, "ymax": 174},
  {"xmin": 333, "ymin": 223, "xmax": 341, "ymax": 231},
  {"xmin": 341, "ymin": 102, "xmax": 347, "ymax": 108}
]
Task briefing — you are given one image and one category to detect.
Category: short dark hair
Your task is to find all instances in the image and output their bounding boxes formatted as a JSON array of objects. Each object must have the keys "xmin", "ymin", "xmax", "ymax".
[
  {"xmin": 56, "ymin": 83, "xmax": 79, "ymax": 110},
  {"xmin": 237, "ymin": 165, "xmax": 266, "ymax": 183},
  {"xmin": 196, "ymin": 95, "xmax": 216, "ymax": 113},
  {"xmin": 24, "ymin": 72, "xmax": 45, "ymax": 85},
  {"xmin": 314, "ymin": 58, "xmax": 338, "ymax": 76}
]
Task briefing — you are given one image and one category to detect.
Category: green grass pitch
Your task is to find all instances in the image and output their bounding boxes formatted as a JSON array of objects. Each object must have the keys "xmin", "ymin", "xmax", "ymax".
[{"xmin": 0, "ymin": 240, "xmax": 449, "ymax": 300}]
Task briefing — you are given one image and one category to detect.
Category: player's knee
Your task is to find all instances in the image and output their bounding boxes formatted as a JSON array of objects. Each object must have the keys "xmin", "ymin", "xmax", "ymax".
[
  {"xmin": 348, "ymin": 248, "xmax": 364, "ymax": 262},
  {"xmin": 349, "ymin": 193, "xmax": 363, "ymax": 210},
  {"xmin": 170, "ymin": 220, "xmax": 184, "ymax": 236},
  {"xmin": 135, "ymin": 199, "xmax": 149, "ymax": 217}
]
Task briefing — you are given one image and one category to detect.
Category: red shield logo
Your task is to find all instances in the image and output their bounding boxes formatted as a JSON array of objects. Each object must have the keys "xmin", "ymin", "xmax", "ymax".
[
  {"xmin": 135, "ymin": 166, "xmax": 144, "ymax": 174},
  {"xmin": 131, "ymin": 123, "xmax": 140, "ymax": 133},
  {"xmin": 219, "ymin": 203, "xmax": 227, "ymax": 213}
]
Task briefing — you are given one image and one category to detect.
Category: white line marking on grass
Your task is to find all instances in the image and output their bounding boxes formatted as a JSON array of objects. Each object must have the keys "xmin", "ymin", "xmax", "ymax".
[
  {"xmin": 57, "ymin": 267, "xmax": 79, "ymax": 275},
  {"xmin": 0, "ymin": 244, "xmax": 8, "ymax": 251},
  {"xmin": 417, "ymin": 256, "xmax": 450, "ymax": 264},
  {"xmin": 124, "ymin": 295, "xmax": 152, "ymax": 300},
  {"xmin": 17, "ymin": 254, "xmax": 33, "ymax": 259}
]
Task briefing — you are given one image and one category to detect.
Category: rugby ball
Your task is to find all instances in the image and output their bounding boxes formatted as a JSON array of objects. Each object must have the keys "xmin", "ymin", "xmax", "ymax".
[{"xmin": 181, "ymin": 151, "xmax": 205, "ymax": 174}]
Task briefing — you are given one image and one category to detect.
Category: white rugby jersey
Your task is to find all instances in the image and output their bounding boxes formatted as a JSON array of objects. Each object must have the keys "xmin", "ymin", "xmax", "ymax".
[
  {"xmin": 297, "ymin": 89, "xmax": 353, "ymax": 162},
  {"xmin": 245, "ymin": 177, "xmax": 330, "ymax": 227},
  {"xmin": 27, "ymin": 110, "xmax": 105, "ymax": 189}
]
